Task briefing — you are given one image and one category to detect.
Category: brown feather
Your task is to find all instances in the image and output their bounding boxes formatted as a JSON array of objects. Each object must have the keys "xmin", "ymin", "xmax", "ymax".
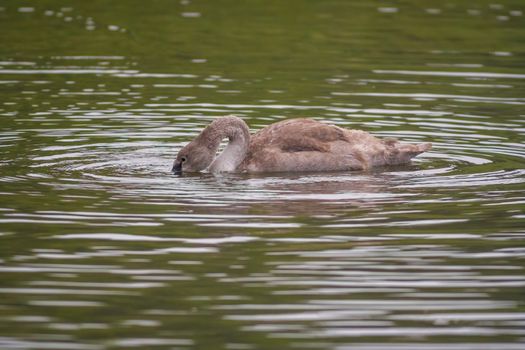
[{"xmin": 175, "ymin": 117, "xmax": 432, "ymax": 174}]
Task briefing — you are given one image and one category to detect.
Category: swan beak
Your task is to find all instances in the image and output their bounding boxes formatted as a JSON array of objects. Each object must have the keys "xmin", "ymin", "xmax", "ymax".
[{"xmin": 172, "ymin": 161, "xmax": 182, "ymax": 175}]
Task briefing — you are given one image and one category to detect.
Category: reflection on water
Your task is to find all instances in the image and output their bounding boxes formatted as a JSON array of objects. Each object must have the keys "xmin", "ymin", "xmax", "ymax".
[{"xmin": 1, "ymin": 0, "xmax": 525, "ymax": 349}]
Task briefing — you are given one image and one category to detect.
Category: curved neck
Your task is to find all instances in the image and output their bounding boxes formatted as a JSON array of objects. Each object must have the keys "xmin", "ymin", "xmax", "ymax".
[{"xmin": 199, "ymin": 116, "xmax": 250, "ymax": 172}]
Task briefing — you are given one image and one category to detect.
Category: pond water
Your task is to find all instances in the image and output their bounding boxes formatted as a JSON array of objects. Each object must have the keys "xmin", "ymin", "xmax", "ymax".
[{"xmin": 1, "ymin": 0, "xmax": 525, "ymax": 349}]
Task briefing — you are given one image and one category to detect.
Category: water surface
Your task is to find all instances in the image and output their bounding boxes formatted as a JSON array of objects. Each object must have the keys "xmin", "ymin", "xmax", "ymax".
[{"xmin": 1, "ymin": 1, "xmax": 525, "ymax": 349}]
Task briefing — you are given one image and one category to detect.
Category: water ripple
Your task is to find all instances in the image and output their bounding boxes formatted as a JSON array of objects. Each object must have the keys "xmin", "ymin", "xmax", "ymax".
[{"xmin": 1, "ymin": 43, "xmax": 524, "ymax": 350}]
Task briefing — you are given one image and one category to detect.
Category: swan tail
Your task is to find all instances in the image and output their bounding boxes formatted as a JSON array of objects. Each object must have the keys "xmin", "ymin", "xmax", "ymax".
[
  {"xmin": 387, "ymin": 141, "xmax": 432, "ymax": 165},
  {"xmin": 410, "ymin": 142, "xmax": 432, "ymax": 154}
]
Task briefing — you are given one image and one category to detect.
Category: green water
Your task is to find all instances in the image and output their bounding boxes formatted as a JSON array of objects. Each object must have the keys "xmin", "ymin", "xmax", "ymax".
[{"xmin": 1, "ymin": 1, "xmax": 525, "ymax": 349}]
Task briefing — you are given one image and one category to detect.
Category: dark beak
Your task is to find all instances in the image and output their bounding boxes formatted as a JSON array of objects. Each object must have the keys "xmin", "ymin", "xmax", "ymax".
[{"xmin": 172, "ymin": 161, "xmax": 182, "ymax": 175}]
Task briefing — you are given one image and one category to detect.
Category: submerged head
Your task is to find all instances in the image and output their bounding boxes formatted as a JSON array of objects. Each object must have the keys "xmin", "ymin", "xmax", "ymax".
[
  {"xmin": 172, "ymin": 116, "xmax": 249, "ymax": 174},
  {"xmin": 172, "ymin": 139, "xmax": 216, "ymax": 174}
]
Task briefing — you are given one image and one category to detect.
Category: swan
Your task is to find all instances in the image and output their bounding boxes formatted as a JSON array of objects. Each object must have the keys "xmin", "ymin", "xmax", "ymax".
[{"xmin": 172, "ymin": 116, "xmax": 431, "ymax": 174}]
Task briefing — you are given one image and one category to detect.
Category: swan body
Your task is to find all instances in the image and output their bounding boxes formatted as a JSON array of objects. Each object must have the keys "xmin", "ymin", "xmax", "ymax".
[{"xmin": 173, "ymin": 116, "xmax": 431, "ymax": 174}]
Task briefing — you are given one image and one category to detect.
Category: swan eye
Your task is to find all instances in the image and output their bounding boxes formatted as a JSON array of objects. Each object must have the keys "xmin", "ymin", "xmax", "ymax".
[{"xmin": 181, "ymin": 156, "xmax": 187, "ymax": 163}]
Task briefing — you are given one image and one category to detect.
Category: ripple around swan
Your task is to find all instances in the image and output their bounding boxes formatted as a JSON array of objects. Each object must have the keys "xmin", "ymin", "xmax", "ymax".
[{"xmin": 23, "ymin": 114, "xmax": 523, "ymax": 205}]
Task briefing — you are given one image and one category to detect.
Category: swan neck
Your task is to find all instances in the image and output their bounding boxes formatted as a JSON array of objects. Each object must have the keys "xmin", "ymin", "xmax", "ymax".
[{"xmin": 204, "ymin": 117, "xmax": 250, "ymax": 172}]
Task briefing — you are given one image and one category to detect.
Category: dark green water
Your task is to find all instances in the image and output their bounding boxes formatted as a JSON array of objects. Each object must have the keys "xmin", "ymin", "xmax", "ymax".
[{"xmin": 1, "ymin": 1, "xmax": 525, "ymax": 349}]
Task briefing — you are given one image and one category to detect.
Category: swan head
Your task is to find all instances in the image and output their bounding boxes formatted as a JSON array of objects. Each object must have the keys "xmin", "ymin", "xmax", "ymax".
[{"xmin": 172, "ymin": 139, "xmax": 216, "ymax": 174}]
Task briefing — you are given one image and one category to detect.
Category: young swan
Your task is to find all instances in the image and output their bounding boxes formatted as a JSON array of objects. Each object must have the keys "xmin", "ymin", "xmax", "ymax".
[{"xmin": 172, "ymin": 116, "xmax": 431, "ymax": 174}]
